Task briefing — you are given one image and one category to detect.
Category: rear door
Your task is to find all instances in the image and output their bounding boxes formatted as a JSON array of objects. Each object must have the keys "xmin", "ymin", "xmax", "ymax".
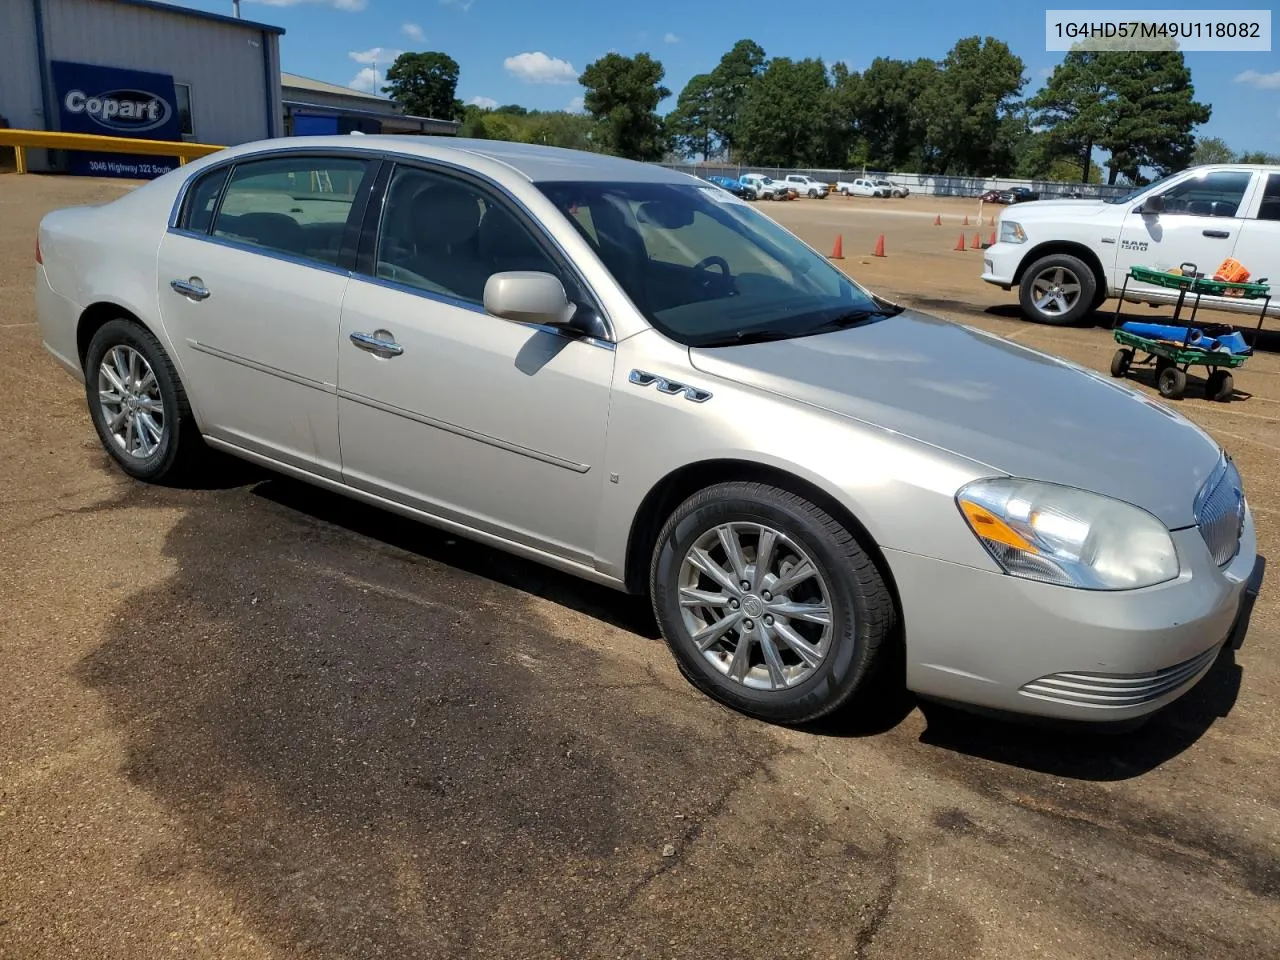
[
  {"xmin": 1228, "ymin": 171, "xmax": 1280, "ymax": 304},
  {"xmin": 156, "ymin": 151, "xmax": 377, "ymax": 480},
  {"xmin": 1113, "ymin": 169, "xmax": 1254, "ymax": 301}
]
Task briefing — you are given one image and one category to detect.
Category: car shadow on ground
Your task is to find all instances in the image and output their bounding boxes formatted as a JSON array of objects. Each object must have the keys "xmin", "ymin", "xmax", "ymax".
[
  {"xmin": 246, "ymin": 474, "xmax": 1249, "ymax": 783},
  {"xmin": 249, "ymin": 475, "xmax": 660, "ymax": 639}
]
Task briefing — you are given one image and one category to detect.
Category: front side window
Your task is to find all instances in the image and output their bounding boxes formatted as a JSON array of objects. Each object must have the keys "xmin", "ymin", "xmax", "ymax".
[
  {"xmin": 373, "ymin": 165, "xmax": 566, "ymax": 305},
  {"xmin": 538, "ymin": 180, "xmax": 892, "ymax": 347},
  {"xmin": 1152, "ymin": 170, "xmax": 1253, "ymax": 218},
  {"xmin": 211, "ymin": 155, "xmax": 371, "ymax": 266}
]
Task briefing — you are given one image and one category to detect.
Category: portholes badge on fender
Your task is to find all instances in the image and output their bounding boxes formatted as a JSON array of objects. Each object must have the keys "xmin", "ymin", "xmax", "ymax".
[{"xmin": 629, "ymin": 369, "xmax": 713, "ymax": 403}]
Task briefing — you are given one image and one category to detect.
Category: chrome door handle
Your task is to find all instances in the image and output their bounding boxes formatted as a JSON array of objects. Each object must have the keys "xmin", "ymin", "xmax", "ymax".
[
  {"xmin": 170, "ymin": 278, "xmax": 210, "ymax": 301},
  {"xmin": 1202, "ymin": 229, "xmax": 1231, "ymax": 239},
  {"xmin": 349, "ymin": 330, "xmax": 404, "ymax": 358}
]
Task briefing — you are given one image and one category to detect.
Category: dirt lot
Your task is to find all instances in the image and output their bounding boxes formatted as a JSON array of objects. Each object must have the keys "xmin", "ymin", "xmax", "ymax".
[{"xmin": 1, "ymin": 174, "xmax": 1278, "ymax": 960}]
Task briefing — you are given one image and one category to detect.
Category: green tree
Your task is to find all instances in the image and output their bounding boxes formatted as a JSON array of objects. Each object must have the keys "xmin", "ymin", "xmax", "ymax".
[
  {"xmin": 579, "ymin": 52, "xmax": 671, "ymax": 160},
  {"xmin": 1192, "ymin": 137, "xmax": 1236, "ymax": 165},
  {"xmin": 1239, "ymin": 150, "xmax": 1280, "ymax": 164},
  {"xmin": 383, "ymin": 51, "xmax": 463, "ymax": 120},
  {"xmin": 847, "ymin": 57, "xmax": 936, "ymax": 171},
  {"xmin": 1097, "ymin": 50, "xmax": 1209, "ymax": 183},
  {"xmin": 1030, "ymin": 41, "xmax": 1209, "ymax": 184},
  {"xmin": 916, "ymin": 36, "xmax": 1025, "ymax": 175},
  {"xmin": 704, "ymin": 40, "xmax": 767, "ymax": 160},
  {"xmin": 738, "ymin": 57, "xmax": 834, "ymax": 167},
  {"xmin": 667, "ymin": 73, "xmax": 717, "ymax": 159}
]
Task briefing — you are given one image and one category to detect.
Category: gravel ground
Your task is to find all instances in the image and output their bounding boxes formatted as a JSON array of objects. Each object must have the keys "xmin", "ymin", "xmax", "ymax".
[{"xmin": 1, "ymin": 173, "xmax": 1277, "ymax": 960}]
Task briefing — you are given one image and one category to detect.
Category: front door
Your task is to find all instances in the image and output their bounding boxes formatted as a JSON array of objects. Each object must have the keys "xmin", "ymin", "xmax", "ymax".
[
  {"xmin": 1113, "ymin": 169, "xmax": 1255, "ymax": 302},
  {"xmin": 335, "ymin": 162, "xmax": 615, "ymax": 565},
  {"xmin": 156, "ymin": 152, "xmax": 376, "ymax": 480}
]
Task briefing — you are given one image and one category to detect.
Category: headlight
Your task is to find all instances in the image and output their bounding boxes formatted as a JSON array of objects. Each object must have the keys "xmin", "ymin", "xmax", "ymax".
[
  {"xmin": 956, "ymin": 478, "xmax": 1179, "ymax": 590},
  {"xmin": 998, "ymin": 220, "xmax": 1027, "ymax": 244}
]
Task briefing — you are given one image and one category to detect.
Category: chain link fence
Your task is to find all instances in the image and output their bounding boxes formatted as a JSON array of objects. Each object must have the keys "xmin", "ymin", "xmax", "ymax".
[{"xmin": 657, "ymin": 161, "xmax": 1132, "ymax": 200}]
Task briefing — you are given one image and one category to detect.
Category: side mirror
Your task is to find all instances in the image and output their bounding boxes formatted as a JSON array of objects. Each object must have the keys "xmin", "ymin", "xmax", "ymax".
[
  {"xmin": 483, "ymin": 271, "xmax": 576, "ymax": 328},
  {"xmin": 1141, "ymin": 194, "xmax": 1165, "ymax": 215}
]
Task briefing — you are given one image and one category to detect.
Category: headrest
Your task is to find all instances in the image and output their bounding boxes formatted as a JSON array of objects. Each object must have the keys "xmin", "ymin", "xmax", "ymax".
[{"xmin": 410, "ymin": 183, "xmax": 481, "ymax": 247}]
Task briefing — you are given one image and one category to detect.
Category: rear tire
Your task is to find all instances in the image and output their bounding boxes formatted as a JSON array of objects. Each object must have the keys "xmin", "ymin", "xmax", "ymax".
[
  {"xmin": 1205, "ymin": 369, "xmax": 1234, "ymax": 402},
  {"xmin": 84, "ymin": 318, "xmax": 203, "ymax": 483},
  {"xmin": 1157, "ymin": 365, "xmax": 1187, "ymax": 399},
  {"xmin": 650, "ymin": 482, "xmax": 894, "ymax": 725}
]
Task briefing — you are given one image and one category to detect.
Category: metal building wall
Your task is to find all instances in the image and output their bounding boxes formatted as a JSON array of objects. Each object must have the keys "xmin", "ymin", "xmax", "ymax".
[
  {"xmin": 40, "ymin": 0, "xmax": 278, "ymax": 146},
  {"xmin": 0, "ymin": 2, "xmax": 45, "ymax": 131}
]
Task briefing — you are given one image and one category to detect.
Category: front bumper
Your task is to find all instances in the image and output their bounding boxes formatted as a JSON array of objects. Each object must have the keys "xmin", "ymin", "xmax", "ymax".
[
  {"xmin": 980, "ymin": 240, "xmax": 1023, "ymax": 289},
  {"xmin": 886, "ymin": 510, "xmax": 1261, "ymax": 724}
]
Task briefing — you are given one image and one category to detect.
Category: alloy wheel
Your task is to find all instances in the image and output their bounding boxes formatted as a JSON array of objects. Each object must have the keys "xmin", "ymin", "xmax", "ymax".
[
  {"xmin": 97, "ymin": 345, "xmax": 165, "ymax": 459},
  {"xmin": 1030, "ymin": 265, "xmax": 1082, "ymax": 317},
  {"xmin": 677, "ymin": 522, "xmax": 835, "ymax": 691}
]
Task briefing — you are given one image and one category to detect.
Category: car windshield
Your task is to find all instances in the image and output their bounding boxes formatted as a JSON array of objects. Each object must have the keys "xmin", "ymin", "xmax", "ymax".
[
  {"xmin": 1105, "ymin": 171, "xmax": 1179, "ymax": 204},
  {"xmin": 537, "ymin": 180, "xmax": 896, "ymax": 347}
]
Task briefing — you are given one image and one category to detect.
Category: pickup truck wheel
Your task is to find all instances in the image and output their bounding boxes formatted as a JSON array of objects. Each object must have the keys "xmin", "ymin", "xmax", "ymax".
[
  {"xmin": 808, "ymin": 189, "xmax": 817, "ymax": 198},
  {"xmin": 650, "ymin": 482, "xmax": 893, "ymax": 726},
  {"xmin": 1019, "ymin": 254, "xmax": 1096, "ymax": 326}
]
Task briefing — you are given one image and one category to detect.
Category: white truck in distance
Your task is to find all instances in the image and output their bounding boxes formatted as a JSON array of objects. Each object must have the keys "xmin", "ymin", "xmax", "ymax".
[
  {"xmin": 982, "ymin": 164, "xmax": 1280, "ymax": 325},
  {"xmin": 836, "ymin": 178, "xmax": 890, "ymax": 198},
  {"xmin": 782, "ymin": 174, "xmax": 829, "ymax": 198},
  {"xmin": 739, "ymin": 173, "xmax": 792, "ymax": 200}
]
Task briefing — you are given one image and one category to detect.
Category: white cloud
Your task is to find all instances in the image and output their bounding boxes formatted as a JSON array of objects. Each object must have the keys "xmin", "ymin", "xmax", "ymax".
[
  {"xmin": 439, "ymin": 0, "xmax": 473, "ymax": 9},
  {"xmin": 467, "ymin": 96, "xmax": 498, "ymax": 109},
  {"xmin": 348, "ymin": 68, "xmax": 380, "ymax": 93},
  {"xmin": 401, "ymin": 22, "xmax": 424, "ymax": 41},
  {"xmin": 248, "ymin": 0, "xmax": 367, "ymax": 9},
  {"xmin": 349, "ymin": 47, "xmax": 400, "ymax": 65},
  {"xmin": 1235, "ymin": 69, "xmax": 1280, "ymax": 89},
  {"xmin": 567, "ymin": 95, "xmax": 585, "ymax": 112},
  {"xmin": 663, "ymin": 32, "xmax": 680, "ymax": 43},
  {"xmin": 504, "ymin": 51, "xmax": 577, "ymax": 84}
]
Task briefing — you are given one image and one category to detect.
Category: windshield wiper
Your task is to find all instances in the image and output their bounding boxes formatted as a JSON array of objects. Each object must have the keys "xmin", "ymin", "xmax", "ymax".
[
  {"xmin": 696, "ymin": 328, "xmax": 802, "ymax": 347},
  {"xmin": 802, "ymin": 307, "xmax": 897, "ymax": 335}
]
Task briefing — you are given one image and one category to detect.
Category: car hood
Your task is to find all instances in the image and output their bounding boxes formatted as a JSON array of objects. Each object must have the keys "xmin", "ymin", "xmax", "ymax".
[
  {"xmin": 687, "ymin": 310, "xmax": 1222, "ymax": 528},
  {"xmin": 1004, "ymin": 199, "xmax": 1113, "ymax": 216}
]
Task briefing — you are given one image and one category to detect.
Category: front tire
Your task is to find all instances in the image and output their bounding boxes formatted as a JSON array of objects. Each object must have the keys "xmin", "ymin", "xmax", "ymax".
[
  {"xmin": 84, "ymin": 318, "xmax": 202, "ymax": 483},
  {"xmin": 650, "ymin": 482, "xmax": 894, "ymax": 725},
  {"xmin": 1018, "ymin": 253, "xmax": 1096, "ymax": 326}
]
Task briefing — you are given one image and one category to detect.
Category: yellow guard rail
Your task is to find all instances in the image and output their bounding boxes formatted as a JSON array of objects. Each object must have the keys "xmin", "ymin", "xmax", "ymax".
[{"xmin": 0, "ymin": 128, "xmax": 226, "ymax": 174}]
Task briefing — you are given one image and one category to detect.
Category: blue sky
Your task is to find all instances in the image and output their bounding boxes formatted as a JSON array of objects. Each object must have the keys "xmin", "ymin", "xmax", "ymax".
[{"xmin": 177, "ymin": 0, "xmax": 1278, "ymax": 153}]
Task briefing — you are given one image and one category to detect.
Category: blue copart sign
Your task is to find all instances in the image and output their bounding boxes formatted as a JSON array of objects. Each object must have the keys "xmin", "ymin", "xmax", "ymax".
[{"xmin": 50, "ymin": 60, "xmax": 182, "ymax": 179}]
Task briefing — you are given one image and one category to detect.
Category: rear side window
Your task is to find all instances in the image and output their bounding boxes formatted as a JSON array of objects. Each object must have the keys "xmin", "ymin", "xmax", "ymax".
[
  {"xmin": 1256, "ymin": 174, "xmax": 1280, "ymax": 221},
  {"xmin": 181, "ymin": 166, "xmax": 229, "ymax": 234},
  {"xmin": 1156, "ymin": 171, "xmax": 1252, "ymax": 218},
  {"xmin": 211, "ymin": 155, "xmax": 372, "ymax": 267}
]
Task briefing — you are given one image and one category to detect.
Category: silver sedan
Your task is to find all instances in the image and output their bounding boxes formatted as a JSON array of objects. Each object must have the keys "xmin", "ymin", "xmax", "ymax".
[{"xmin": 34, "ymin": 135, "xmax": 1263, "ymax": 728}]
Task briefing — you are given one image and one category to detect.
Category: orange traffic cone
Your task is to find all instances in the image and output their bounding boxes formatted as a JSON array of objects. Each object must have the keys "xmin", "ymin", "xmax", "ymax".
[
  {"xmin": 988, "ymin": 230, "xmax": 996, "ymax": 246},
  {"xmin": 873, "ymin": 234, "xmax": 885, "ymax": 257},
  {"xmin": 954, "ymin": 233, "xmax": 966, "ymax": 251},
  {"xmin": 963, "ymin": 214, "xmax": 969, "ymax": 226},
  {"xmin": 970, "ymin": 232, "xmax": 981, "ymax": 249},
  {"xmin": 830, "ymin": 234, "xmax": 844, "ymax": 259},
  {"xmin": 934, "ymin": 214, "xmax": 942, "ymax": 226}
]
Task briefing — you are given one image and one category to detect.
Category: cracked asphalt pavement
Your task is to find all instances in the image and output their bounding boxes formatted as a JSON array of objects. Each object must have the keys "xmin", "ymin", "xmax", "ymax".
[{"xmin": 1, "ymin": 175, "xmax": 1278, "ymax": 959}]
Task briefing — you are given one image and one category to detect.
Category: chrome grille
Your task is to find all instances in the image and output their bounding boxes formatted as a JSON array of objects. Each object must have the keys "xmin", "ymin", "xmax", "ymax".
[
  {"xmin": 1195, "ymin": 457, "xmax": 1245, "ymax": 567},
  {"xmin": 1019, "ymin": 645, "xmax": 1219, "ymax": 708}
]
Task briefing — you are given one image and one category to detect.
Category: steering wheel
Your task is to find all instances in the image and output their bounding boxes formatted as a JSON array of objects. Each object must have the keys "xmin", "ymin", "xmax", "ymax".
[{"xmin": 693, "ymin": 255, "xmax": 736, "ymax": 293}]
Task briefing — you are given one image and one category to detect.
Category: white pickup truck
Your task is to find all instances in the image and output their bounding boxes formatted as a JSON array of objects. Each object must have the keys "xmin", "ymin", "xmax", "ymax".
[
  {"xmin": 739, "ymin": 173, "xmax": 792, "ymax": 200},
  {"xmin": 836, "ymin": 178, "xmax": 889, "ymax": 198},
  {"xmin": 982, "ymin": 163, "xmax": 1280, "ymax": 325},
  {"xmin": 782, "ymin": 174, "xmax": 829, "ymax": 198}
]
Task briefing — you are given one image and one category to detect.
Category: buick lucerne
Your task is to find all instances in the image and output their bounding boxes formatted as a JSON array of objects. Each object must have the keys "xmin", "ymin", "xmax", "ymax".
[{"xmin": 35, "ymin": 136, "xmax": 1263, "ymax": 727}]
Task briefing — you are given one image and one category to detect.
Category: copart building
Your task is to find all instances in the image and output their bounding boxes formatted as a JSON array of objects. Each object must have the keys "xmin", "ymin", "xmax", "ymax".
[{"xmin": 0, "ymin": 0, "xmax": 458, "ymax": 178}]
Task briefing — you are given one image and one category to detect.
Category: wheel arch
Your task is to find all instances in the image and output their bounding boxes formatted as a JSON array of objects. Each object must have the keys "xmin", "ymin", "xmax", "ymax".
[
  {"xmin": 77, "ymin": 300, "xmax": 157, "ymax": 371},
  {"xmin": 622, "ymin": 459, "xmax": 903, "ymax": 619},
  {"xmin": 1013, "ymin": 241, "xmax": 1109, "ymax": 306}
]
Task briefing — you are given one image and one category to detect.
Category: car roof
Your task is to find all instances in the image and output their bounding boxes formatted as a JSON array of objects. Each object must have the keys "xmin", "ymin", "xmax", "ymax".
[{"xmin": 218, "ymin": 134, "xmax": 695, "ymax": 185}]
